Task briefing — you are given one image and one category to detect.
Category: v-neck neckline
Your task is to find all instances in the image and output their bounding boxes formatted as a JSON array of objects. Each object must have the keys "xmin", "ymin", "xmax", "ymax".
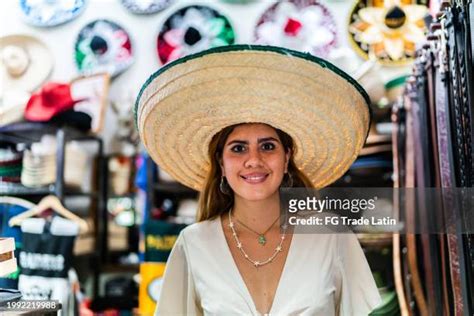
[{"xmin": 217, "ymin": 215, "xmax": 297, "ymax": 315}]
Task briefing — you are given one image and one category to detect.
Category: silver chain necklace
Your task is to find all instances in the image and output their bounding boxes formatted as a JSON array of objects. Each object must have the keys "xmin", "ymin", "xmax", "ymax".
[{"xmin": 228, "ymin": 210, "xmax": 288, "ymax": 268}]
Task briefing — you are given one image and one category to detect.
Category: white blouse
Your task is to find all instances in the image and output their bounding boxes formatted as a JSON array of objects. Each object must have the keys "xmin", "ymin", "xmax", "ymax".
[{"xmin": 155, "ymin": 218, "xmax": 382, "ymax": 316}]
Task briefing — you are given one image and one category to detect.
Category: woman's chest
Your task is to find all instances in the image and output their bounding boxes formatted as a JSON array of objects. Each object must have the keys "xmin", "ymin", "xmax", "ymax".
[{"xmin": 188, "ymin": 236, "xmax": 339, "ymax": 315}]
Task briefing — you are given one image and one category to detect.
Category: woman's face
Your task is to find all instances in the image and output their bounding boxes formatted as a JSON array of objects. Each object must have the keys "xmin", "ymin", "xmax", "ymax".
[{"xmin": 220, "ymin": 123, "xmax": 290, "ymax": 201}]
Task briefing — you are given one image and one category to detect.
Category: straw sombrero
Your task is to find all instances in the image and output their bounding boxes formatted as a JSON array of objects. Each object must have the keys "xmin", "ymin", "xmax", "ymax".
[{"xmin": 136, "ymin": 45, "xmax": 371, "ymax": 190}]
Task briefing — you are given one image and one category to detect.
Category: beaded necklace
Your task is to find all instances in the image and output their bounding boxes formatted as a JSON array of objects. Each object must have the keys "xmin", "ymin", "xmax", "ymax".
[{"xmin": 228, "ymin": 210, "xmax": 288, "ymax": 268}]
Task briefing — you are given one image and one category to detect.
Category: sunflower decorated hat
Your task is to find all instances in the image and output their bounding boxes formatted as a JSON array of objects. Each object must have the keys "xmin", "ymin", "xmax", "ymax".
[{"xmin": 136, "ymin": 45, "xmax": 371, "ymax": 190}]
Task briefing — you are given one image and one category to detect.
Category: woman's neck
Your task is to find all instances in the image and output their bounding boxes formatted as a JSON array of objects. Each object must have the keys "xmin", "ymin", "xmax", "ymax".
[{"xmin": 232, "ymin": 193, "xmax": 281, "ymax": 230}]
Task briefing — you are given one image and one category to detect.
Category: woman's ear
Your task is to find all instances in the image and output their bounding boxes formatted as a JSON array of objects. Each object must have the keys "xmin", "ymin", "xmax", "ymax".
[
  {"xmin": 284, "ymin": 149, "xmax": 291, "ymax": 173},
  {"xmin": 219, "ymin": 158, "xmax": 225, "ymax": 176}
]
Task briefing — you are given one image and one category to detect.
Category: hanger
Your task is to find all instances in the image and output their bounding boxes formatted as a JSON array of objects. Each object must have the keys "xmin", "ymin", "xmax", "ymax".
[
  {"xmin": 8, "ymin": 195, "xmax": 89, "ymax": 233},
  {"xmin": 0, "ymin": 196, "xmax": 35, "ymax": 209}
]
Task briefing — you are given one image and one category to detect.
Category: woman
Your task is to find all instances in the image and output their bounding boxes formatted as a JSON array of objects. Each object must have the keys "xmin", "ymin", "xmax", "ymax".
[{"xmin": 136, "ymin": 45, "xmax": 382, "ymax": 315}]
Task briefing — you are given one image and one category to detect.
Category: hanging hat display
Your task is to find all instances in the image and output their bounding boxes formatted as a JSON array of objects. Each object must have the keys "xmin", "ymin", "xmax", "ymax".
[
  {"xmin": 0, "ymin": 91, "xmax": 31, "ymax": 127},
  {"xmin": 75, "ymin": 19, "xmax": 134, "ymax": 77},
  {"xmin": 0, "ymin": 35, "xmax": 53, "ymax": 93},
  {"xmin": 19, "ymin": 0, "xmax": 87, "ymax": 27},
  {"xmin": 120, "ymin": 0, "xmax": 173, "ymax": 14},
  {"xmin": 157, "ymin": 5, "xmax": 235, "ymax": 65},
  {"xmin": 24, "ymin": 82, "xmax": 81, "ymax": 122},
  {"xmin": 254, "ymin": 0, "xmax": 338, "ymax": 58},
  {"xmin": 348, "ymin": 0, "xmax": 429, "ymax": 65}
]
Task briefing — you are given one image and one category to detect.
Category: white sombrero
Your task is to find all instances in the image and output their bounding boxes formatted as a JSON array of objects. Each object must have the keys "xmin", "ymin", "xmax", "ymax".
[
  {"xmin": 0, "ymin": 35, "xmax": 53, "ymax": 93},
  {"xmin": 136, "ymin": 45, "xmax": 371, "ymax": 190}
]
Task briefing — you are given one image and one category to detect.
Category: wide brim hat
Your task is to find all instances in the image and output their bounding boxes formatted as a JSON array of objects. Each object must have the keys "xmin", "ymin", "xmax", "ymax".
[
  {"xmin": 121, "ymin": 0, "xmax": 174, "ymax": 14},
  {"xmin": 19, "ymin": 0, "xmax": 87, "ymax": 27},
  {"xmin": 136, "ymin": 45, "xmax": 371, "ymax": 190},
  {"xmin": 254, "ymin": 0, "xmax": 338, "ymax": 58},
  {"xmin": 0, "ymin": 35, "xmax": 53, "ymax": 93},
  {"xmin": 157, "ymin": 5, "xmax": 235, "ymax": 65},
  {"xmin": 347, "ymin": 0, "xmax": 429, "ymax": 65},
  {"xmin": 75, "ymin": 19, "xmax": 134, "ymax": 77}
]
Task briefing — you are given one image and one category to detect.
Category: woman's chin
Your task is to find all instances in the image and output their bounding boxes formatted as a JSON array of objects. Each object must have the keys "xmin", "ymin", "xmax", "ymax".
[{"xmin": 234, "ymin": 188, "xmax": 279, "ymax": 202}]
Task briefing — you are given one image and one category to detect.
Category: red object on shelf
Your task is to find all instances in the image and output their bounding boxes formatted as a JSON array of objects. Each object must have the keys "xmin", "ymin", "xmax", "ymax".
[{"xmin": 24, "ymin": 82, "xmax": 82, "ymax": 122}]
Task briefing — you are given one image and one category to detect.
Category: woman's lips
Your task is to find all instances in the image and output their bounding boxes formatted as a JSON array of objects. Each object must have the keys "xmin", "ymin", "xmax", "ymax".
[{"xmin": 240, "ymin": 173, "xmax": 269, "ymax": 184}]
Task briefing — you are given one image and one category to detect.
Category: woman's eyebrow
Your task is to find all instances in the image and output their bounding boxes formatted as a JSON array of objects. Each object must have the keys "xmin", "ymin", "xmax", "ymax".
[
  {"xmin": 226, "ymin": 140, "xmax": 248, "ymax": 146},
  {"xmin": 226, "ymin": 137, "xmax": 280, "ymax": 146},
  {"xmin": 257, "ymin": 137, "xmax": 280, "ymax": 143}
]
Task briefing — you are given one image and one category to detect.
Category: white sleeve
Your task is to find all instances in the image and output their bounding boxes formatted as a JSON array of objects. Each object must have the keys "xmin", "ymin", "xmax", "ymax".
[
  {"xmin": 335, "ymin": 233, "xmax": 382, "ymax": 316},
  {"xmin": 155, "ymin": 232, "xmax": 202, "ymax": 316}
]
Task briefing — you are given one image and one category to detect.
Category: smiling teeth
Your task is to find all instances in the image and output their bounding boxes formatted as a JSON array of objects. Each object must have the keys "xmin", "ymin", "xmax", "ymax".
[{"xmin": 245, "ymin": 175, "xmax": 266, "ymax": 180}]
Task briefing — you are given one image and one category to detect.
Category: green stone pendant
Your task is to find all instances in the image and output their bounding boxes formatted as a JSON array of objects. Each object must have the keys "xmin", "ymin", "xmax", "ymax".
[{"xmin": 258, "ymin": 235, "xmax": 266, "ymax": 245}]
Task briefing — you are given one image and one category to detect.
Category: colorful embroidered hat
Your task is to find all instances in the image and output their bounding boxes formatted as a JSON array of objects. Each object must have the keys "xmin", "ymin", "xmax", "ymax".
[
  {"xmin": 136, "ymin": 45, "xmax": 371, "ymax": 190},
  {"xmin": 19, "ymin": 0, "xmax": 87, "ymax": 27},
  {"xmin": 0, "ymin": 35, "xmax": 53, "ymax": 93},
  {"xmin": 254, "ymin": 0, "xmax": 338, "ymax": 58},
  {"xmin": 157, "ymin": 5, "xmax": 235, "ymax": 65},
  {"xmin": 75, "ymin": 19, "xmax": 134, "ymax": 77},
  {"xmin": 348, "ymin": 0, "xmax": 429, "ymax": 65},
  {"xmin": 120, "ymin": 0, "xmax": 173, "ymax": 14}
]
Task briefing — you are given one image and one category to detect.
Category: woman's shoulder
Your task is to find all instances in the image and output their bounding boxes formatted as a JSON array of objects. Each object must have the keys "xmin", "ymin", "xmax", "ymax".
[{"xmin": 179, "ymin": 216, "xmax": 221, "ymax": 242}]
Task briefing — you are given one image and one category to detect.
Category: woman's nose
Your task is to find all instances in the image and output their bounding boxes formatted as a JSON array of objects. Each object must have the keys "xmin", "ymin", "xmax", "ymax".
[{"xmin": 244, "ymin": 147, "xmax": 263, "ymax": 168}]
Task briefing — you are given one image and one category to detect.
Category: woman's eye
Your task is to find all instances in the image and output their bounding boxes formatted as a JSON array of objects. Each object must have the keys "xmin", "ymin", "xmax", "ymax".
[
  {"xmin": 230, "ymin": 145, "xmax": 246, "ymax": 153},
  {"xmin": 261, "ymin": 142, "xmax": 276, "ymax": 151}
]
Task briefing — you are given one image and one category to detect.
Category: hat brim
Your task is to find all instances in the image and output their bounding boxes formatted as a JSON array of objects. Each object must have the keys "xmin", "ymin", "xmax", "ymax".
[
  {"xmin": 136, "ymin": 45, "xmax": 371, "ymax": 190},
  {"xmin": 0, "ymin": 35, "xmax": 53, "ymax": 93}
]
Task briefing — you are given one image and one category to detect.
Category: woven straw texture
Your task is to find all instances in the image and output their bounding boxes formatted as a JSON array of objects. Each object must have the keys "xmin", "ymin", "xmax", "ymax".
[{"xmin": 136, "ymin": 46, "xmax": 370, "ymax": 190}]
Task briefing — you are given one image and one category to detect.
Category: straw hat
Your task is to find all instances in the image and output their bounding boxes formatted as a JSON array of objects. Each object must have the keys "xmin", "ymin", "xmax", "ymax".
[
  {"xmin": 0, "ymin": 35, "xmax": 53, "ymax": 93},
  {"xmin": 136, "ymin": 45, "xmax": 371, "ymax": 190}
]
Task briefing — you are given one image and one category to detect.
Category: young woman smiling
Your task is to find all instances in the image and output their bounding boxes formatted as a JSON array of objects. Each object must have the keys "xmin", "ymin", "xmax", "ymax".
[{"xmin": 136, "ymin": 45, "xmax": 382, "ymax": 315}]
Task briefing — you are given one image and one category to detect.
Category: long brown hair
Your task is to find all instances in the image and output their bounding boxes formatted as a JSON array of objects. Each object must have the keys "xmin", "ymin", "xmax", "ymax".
[{"xmin": 197, "ymin": 123, "xmax": 313, "ymax": 222}]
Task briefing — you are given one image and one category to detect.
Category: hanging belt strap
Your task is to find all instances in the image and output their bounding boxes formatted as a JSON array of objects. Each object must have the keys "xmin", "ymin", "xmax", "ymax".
[{"xmin": 405, "ymin": 83, "xmax": 429, "ymax": 316}]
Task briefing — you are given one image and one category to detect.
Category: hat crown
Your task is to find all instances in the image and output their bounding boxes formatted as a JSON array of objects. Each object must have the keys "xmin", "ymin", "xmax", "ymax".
[
  {"xmin": 41, "ymin": 83, "xmax": 71, "ymax": 106},
  {"xmin": 1, "ymin": 45, "xmax": 29, "ymax": 77},
  {"xmin": 90, "ymin": 36, "xmax": 108, "ymax": 55}
]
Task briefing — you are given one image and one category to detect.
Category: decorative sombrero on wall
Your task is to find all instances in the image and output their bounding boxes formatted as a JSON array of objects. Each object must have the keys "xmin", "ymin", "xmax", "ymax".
[
  {"xmin": 136, "ymin": 45, "xmax": 371, "ymax": 190},
  {"xmin": 75, "ymin": 19, "xmax": 134, "ymax": 77},
  {"xmin": 120, "ymin": 0, "xmax": 174, "ymax": 14},
  {"xmin": 157, "ymin": 5, "xmax": 235, "ymax": 65},
  {"xmin": 254, "ymin": 0, "xmax": 338, "ymax": 58},
  {"xmin": 0, "ymin": 35, "xmax": 53, "ymax": 93},
  {"xmin": 19, "ymin": 0, "xmax": 87, "ymax": 27},
  {"xmin": 348, "ymin": 0, "xmax": 429, "ymax": 65}
]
